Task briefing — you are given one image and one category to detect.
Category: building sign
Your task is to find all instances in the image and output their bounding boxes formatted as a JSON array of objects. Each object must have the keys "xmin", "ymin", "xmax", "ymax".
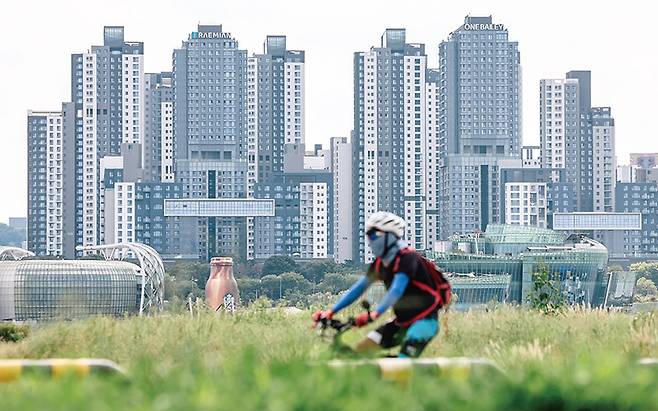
[
  {"xmin": 463, "ymin": 23, "xmax": 505, "ymax": 31},
  {"xmin": 190, "ymin": 31, "xmax": 232, "ymax": 40}
]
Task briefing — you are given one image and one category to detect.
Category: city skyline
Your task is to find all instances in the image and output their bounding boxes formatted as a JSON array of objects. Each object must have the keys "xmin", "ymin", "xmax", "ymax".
[{"xmin": 3, "ymin": 0, "xmax": 658, "ymax": 223}]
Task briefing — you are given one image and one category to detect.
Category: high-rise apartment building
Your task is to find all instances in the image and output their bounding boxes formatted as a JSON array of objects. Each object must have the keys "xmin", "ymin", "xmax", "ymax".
[
  {"xmin": 172, "ymin": 25, "xmax": 251, "ymax": 260},
  {"xmin": 144, "ymin": 72, "xmax": 174, "ymax": 183},
  {"xmin": 539, "ymin": 78, "xmax": 579, "ymax": 171},
  {"xmin": 437, "ymin": 16, "xmax": 522, "ymax": 239},
  {"xmin": 539, "ymin": 71, "xmax": 615, "ymax": 212},
  {"xmin": 566, "ymin": 70, "xmax": 594, "ymax": 211},
  {"xmin": 591, "ymin": 107, "xmax": 616, "ymax": 212},
  {"xmin": 352, "ymin": 28, "xmax": 438, "ymax": 262},
  {"xmin": 331, "ymin": 136, "xmax": 353, "ymax": 263},
  {"xmin": 27, "ymin": 104, "xmax": 76, "ymax": 257},
  {"xmin": 246, "ymin": 36, "xmax": 334, "ymax": 260},
  {"xmin": 247, "ymin": 36, "xmax": 305, "ymax": 182},
  {"xmin": 68, "ymin": 26, "xmax": 145, "ymax": 253}
]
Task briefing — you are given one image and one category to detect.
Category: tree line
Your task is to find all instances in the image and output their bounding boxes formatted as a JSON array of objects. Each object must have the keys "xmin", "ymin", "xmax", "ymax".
[{"xmin": 164, "ymin": 256, "xmax": 367, "ymax": 307}]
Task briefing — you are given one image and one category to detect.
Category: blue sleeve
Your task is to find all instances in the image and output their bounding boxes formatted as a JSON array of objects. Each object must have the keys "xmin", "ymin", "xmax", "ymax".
[
  {"xmin": 331, "ymin": 275, "xmax": 371, "ymax": 314},
  {"xmin": 375, "ymin": 273, "xmax": 409, "ymax": 315}
]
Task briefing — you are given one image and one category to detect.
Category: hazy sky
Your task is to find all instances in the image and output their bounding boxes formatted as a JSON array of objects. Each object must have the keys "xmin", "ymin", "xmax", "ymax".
[{"xmin": 1, "ymin": 0, "xmax": 656, "ymax": 223}]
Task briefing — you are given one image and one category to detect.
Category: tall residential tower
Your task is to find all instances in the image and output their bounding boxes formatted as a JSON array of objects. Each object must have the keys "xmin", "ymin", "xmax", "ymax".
[
  {"xmin": 172, "ymin": 25, "xmax": 250, "ymax": 260},
  {"xmin": 352, "ymin": 29, "xmax": 439, "ymax": 262},
  {"xmin": 437, "ymin": 16, "xmax": 522, "ymax": 238}
]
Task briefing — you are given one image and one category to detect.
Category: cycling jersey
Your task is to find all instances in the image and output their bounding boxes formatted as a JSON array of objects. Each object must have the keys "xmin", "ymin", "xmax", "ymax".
[{"xmin": 367, "ymin": 249, "xmax": 439, "ymax": 324}]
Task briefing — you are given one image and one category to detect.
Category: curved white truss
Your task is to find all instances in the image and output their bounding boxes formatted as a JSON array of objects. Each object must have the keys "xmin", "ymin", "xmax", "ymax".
[
  {"xmin": 0, "ymin": 246, "xmax": 35, "ymax": 261},
  {"xmin": 76, "ymin": 242, "xmax": 165, "ymax": 315}
]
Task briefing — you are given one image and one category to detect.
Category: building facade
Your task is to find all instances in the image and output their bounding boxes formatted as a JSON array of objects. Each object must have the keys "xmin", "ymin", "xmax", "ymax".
[
  {"xmin": 26, "ymin": 104, "xmax": 77, "ymax": 258},
  {"xmin": 331, "ymin": 137, "xmax": 353, "ymax": 263},
  {"xmin": 428, "ymin": 224, "xmax": 609, "ymax": 306},
  {"xmin": 438, "ymin": 16, "xmax": 522, "ymax": 239},
  {"xmin": 69, "ymin": 27, "xmax": 146, "ymax": 253},
  {"xmin": 247, "ymin": 36, "xmax": 305, "ymax": 182},
  {"xmin": 539, "ymin": 78, "xmax": 579, "ymax": 174},
  {"xmin": 591, "ymin": 107, "xmax": 616, "ymax": 212},
  {"xmin": 253, "ymin": 170, "xmax": 332, "ymax": 259},
  {"xmin": 172, "ymin": 25, "xmax": 251, "ymax": 260},
  {"xmin": 630, "ymin": 153, "xmax": 658, "ymax": 169},
  {"xmin": 615, "ymin": 182, "xmax": 658, "ymax": 256},
  {"xmin": 521, "ymin": 145, "xmax": 541, "ymax": 168},
  {"xmin": 499, "ymin": 167, "xmax": 576, "ymax": 228},
  {"xmin": 144, "ymin": 72, "xmax": 174, "ymax": 183},
  {"xmin": 352, "ymin": 28, "xmax": 438, "ymax": 262},
  {"xmin": 504, "ymin": 182, "xmax": 548, "ymax": 228}
]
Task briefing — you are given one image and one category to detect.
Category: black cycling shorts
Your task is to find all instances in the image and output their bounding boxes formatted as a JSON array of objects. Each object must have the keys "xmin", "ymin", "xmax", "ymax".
[{"xmin": 367, "ymin": 318, "xmax": 406, "ymax": 348}]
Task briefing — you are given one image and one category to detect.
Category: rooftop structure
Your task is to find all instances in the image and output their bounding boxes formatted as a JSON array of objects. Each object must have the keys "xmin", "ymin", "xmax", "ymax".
[{"xmin": 553, "ymin": 212, "xmax": 642, "ymax": 231}]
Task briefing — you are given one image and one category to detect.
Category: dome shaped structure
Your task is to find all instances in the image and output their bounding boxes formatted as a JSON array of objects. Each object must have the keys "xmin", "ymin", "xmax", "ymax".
[{"xmin": 0, "ymin": 260, "xmax": 140, "ymax": 321}]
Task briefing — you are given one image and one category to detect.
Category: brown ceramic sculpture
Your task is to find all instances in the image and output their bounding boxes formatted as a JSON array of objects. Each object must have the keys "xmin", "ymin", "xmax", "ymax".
[{"xmin": 206, "ymin": 257, "xmax": 240, "ymax": 312}]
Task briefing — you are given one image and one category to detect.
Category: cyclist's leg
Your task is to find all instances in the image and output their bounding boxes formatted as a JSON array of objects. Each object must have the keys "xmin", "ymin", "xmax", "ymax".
[
  {"xmin": 398, "ymin": 318, "xmax": 439, "ymax": 358},
  {"xmin": 355, "ymin": 318, "xmax": 400, "ymax": 353}
]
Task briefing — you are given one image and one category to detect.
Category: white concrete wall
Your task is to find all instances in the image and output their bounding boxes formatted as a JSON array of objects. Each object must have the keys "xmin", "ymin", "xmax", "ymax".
[
  {"xmin": 82, "ymin": 52, "xmax": 98, "ymax": 250},
  {"xmin": 505, "ymin": 182, "xmax": 548, "ymax": 228},
  {"xmin": 122, "ymin": 54, "xmax": 145, "ymax": 147},
  {"xmin": 160, "ymin": 101, "xmax": 174, "ymax": 182},
  {"xmin": 362, "ymin": 51, "xmax": 378, "ymax": 262},
  {"xmin": 45, "ymin": 112, "xmax": 64, "ymax": 256},
  {"xmin": 284, "ymin": 62, "xmax": 304, "ymax": 145},
  {"xmin": 332, "ymin": 137, "xmax": 353, "ymax": 263}
]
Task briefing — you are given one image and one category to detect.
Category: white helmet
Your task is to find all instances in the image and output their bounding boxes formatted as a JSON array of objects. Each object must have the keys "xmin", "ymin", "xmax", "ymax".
[{"xmin": 365, "ymin": 211, "xmax": 406, "ymax": 239}]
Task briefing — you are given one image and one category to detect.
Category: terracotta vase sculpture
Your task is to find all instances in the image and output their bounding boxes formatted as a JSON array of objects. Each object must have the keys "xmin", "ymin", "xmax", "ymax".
[{"xmin": 206, "ymin": 257, "xmax": 239, "ymax": 312}]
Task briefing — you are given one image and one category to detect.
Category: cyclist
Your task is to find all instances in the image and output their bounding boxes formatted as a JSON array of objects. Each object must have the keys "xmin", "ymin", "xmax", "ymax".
[{"xmin": 313, "ymin": 211, "xmax": 443, "ymax": 358}]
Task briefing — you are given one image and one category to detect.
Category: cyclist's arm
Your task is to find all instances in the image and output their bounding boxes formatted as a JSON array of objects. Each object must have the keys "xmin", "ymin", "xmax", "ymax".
[
  {"xmin": 331, "ymin": 275, "xmax": 372, "ymax": 314},
  {"xmin": 374, "ymin": 273, "xmax": 409, "ymax": 316}
]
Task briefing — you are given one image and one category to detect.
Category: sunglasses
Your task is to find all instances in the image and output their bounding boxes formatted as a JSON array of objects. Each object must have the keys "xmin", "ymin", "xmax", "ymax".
[{"xmin": 366, "ymin": 229, "xmax": 385, "ymax": 241}]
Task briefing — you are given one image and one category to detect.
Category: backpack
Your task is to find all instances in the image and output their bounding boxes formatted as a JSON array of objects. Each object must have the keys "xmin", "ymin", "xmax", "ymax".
[{"xmin": 375, "ymin": 247, "xmax": 452, "ymax": 327}]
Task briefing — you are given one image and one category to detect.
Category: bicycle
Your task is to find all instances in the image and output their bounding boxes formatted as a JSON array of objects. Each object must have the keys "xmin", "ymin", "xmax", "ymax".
[{"xmin": 315, "ymin": 300, "xmax": 374, "ymax": 356}]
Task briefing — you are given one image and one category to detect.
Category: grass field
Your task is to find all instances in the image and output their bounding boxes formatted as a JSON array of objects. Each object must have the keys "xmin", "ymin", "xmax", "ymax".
[{"xmin": 1, "ymin": 306, "xmax": 657, "ymax": 410}]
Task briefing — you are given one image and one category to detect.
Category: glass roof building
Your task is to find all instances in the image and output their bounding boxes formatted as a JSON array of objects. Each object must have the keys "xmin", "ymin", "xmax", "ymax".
[
  {"xmin": 0, "ymin": 260, "xmax": 140, "ymax": 321},
  {"xmin": 448, "ymin": 274, "xmax": 512, "ymax": 310},
  {"xmin": 427, "ymin": 224, "xmax": 609, "ymax": 308}
]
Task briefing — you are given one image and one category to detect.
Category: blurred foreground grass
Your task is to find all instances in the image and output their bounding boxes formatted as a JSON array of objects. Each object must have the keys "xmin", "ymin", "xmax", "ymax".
[{"xmin": 1, "ymin": 306, "xmax": 657, "ymax": 410}]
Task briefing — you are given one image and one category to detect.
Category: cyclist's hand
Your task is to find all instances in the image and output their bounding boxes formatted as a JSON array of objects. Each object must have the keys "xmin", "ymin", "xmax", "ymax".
[
  {"xmin": 354, "ymin": 311, "xmax": 379, "ymax": 327},
  {"xmin": 312, "ymin": 309, "xmax": 333, "ymax": 327}
]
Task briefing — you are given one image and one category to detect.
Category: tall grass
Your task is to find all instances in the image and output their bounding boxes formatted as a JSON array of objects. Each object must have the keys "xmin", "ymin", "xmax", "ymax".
[{"xmin": 1, "ymin": 306, "xmax": 657, "ymax": 410}]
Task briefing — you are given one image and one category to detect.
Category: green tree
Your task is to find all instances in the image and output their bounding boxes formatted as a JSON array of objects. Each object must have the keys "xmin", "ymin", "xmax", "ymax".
[
  {"xmin": 258, "ymin": 272, "xmax": 312, "ymax": 300},
  {"xmin": 299, "ymin": 260, "xmax": 341, "ymax": 283},
  {"xmin": 528, "ymin": 263, "xmax": 564, "ymax": 314},
  {"xmin": 629, "ymin": 261, "xmax": 658, "ymax": 286},
  {"xmin": 167, "ymin": 262, "xmax": 210, "ymax": 290},
  {"xmin": 260, "ymin": 274, "xmax": 282, "ymax": 299},
  {"xmin": 0, "ymin": 223, "xmax": 25, "ymax": 247},
  {"xmin": 261, "ymin": 255, "xmax": 298, "ymax": 276},
  {"xmin": 634, "ymin": 277, "xmax": 658, "ymax": 303},
  {"xmin": 319, "ymin": 272, "xmax": 358, "ymax": 294},
  {"xmin": 163, "ymin": 272, "xmax": 203, "ymax": 301},
  {"xmin": 237, "ymin": 278, "xmax": 262, "ymax": 303},
  {"xmin": 279, "ymin": 271, "xmax": 312, "ymax": 294}
]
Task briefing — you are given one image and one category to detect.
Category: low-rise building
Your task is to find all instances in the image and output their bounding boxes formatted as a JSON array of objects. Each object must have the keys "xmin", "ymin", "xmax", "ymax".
[{"xmin": 427, "ymin": 224, "xmax": 609, "ymax": 308}]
